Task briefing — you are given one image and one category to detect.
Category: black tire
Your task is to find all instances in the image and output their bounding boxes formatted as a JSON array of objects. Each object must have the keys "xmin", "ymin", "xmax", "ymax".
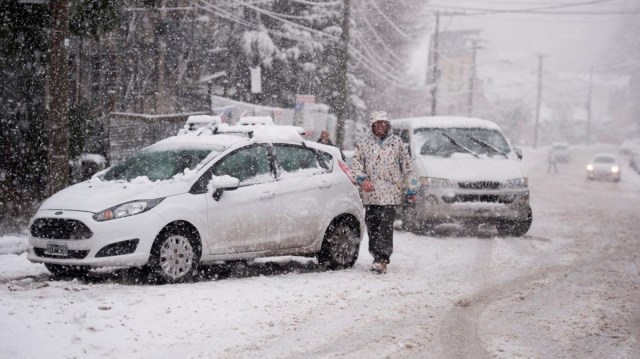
[
  {"xmin": 415, "ymin": 222, "xmax": 437, "ymax": 236},
  {"xmin": 318, "ymin": 219, "xmax": 360, "ymax": 270},
  {"xmin": 401, "ymin": 207, "xmax": 436, "ymax": 235},
  {"xmin": 496, "ymin": 207, "xmax": 533, "ymax": 237},
  {"xmin": 44, "ymin": 263, "xmax": 90, "ymax": 278},
  {"xmin": 400, "ymin": 207, "xmax": 417, "ymax": 232},
  {"xmin": 148, "ymin": 226, "xmax": 201, "ymax": 284}
]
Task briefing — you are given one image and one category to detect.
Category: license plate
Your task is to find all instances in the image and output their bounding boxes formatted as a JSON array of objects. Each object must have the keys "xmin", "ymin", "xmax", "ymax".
[{"xmin": 45, "ymin": 243, "xmax": 69, "ymax": 256}]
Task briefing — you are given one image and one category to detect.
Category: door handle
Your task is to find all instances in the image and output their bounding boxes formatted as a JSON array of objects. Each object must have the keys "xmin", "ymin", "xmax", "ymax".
[{"xmin": 317, "ymin": 181, "xmax": 332, "ymax": 189}]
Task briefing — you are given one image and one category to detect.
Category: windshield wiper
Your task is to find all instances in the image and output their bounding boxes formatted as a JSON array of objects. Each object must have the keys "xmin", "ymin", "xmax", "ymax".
[
  {"xmin": 467, "ymin": 136, "xmax": 508, "ymax": 158},
  {"xmin": 442, "ymin": 133, "xmax": 479, "ymax": 158}
]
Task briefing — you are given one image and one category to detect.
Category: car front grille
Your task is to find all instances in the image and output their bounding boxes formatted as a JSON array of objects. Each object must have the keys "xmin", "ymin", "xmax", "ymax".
[
  {"xmin": 457, "ymin": 181, "xmax": 501, "ymax": 189},
  {"xmin": 30, "ymin": 218, "xmax": 93, "ymax": 240},
  {"xmin": 453, "ymin": 194, "xmax": 514, "ymax": 204},
  {"xmin": 33, "ymin": 248, "xmax": 90, "ymax": 259}
]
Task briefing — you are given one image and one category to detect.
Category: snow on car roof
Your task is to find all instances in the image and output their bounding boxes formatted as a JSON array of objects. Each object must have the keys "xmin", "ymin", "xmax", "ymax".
[
  {"xmin": 151, "ymin": 124, "xmax": 307, "ymax": 151},
  {"xmin": 154, "ymin": 129, "xmax": 247, "ymax": 150},
  {"xmin": 592, "ymin": 153, "xmax": 618, "ymax": 160},
  {"xmin": 390, "ymin": 116, "xmax": 502, "ymax": 131},
  {"xmin": 251, "ymin": 124, "xmax": 305, "ymax": 142}
]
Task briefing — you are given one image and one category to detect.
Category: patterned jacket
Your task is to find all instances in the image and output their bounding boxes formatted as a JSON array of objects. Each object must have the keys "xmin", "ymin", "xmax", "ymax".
[{"xmin": 352, "ymin": 132, "xmax": 415, "ymax": 205}]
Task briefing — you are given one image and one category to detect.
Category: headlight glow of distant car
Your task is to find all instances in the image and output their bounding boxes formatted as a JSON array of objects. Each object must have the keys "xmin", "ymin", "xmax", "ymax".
[
  {"xmin": 93, "ymin": 198, "xmax": 165, "ymax": 222},
  {"xmin": 611, "ymin": 166, "xmax": 620, "ymax": 173},
  {"xmin": 419, "ymin": 177, "xmax": 454, "ymax": 188},
  {"xmin": 586, "ymin": 164, "xmax": 594, "ymax": 171},
  {"xmin": 505, "ymin": 177, "xmax": 528, "ymax": 189}
]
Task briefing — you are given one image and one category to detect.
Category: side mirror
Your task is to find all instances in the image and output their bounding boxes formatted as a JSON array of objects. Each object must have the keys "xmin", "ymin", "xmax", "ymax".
[
  {"xmin": 211, "ymin": 176, "xmax": 240, "ymax": 201},
  {"xmin": 514, "ymin": 147, "xmax": 523, "ymax": 160}
]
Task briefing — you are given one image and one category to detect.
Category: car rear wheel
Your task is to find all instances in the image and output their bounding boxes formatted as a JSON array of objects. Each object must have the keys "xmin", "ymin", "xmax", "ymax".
[
  {"xmin": 496, "ymin": 207, "xmax": 533, "ymax": 237},
  {"xmin": 44, "ymin": 263, "xmax": 90, "ymax": 278},
  {"xmin": 148, "ymin": 226, "xmax": 201, "ymax": 284},
  {"xmin": 318, "ymin": 219, "xmax": 360, "ymax": 270}
]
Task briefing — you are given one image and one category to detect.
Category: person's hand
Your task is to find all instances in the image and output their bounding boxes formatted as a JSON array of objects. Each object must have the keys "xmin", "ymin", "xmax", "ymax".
[
  {"xmin": 361, "ymin": 179, "xmax": 375, "ymax": 192},
  {"xmin": 406, "ymin": 188, "xmax": 417, "ymax": 203}
]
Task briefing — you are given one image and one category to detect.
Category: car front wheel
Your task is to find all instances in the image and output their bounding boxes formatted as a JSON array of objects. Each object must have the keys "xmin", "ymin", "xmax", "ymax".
[
  {"xmin": 318, "ymin": 219, "xmax": 360, "ymax": 270},
  {"xmin": 148, "ymin": 226, "xmax": 201, "ymax": 284},
  {"xmin": 44, "ymin": 263, "xmax": 90, "ymax": 278},
  {"xmin": 496, "ymin": 207, "xmax": 533, "ymax": 237}
]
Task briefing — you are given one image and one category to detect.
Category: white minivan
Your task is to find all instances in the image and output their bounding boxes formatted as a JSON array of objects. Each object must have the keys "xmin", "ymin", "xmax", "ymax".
[{"xmin": 391, "ymin": 116, "xmax": 532, "ymax": 237}]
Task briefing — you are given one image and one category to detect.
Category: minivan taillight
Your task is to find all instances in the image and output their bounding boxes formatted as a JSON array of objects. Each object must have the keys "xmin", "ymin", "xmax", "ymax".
[{"xmin": 338, "ymin": 160, "xmax": 356, "ymax": 185}]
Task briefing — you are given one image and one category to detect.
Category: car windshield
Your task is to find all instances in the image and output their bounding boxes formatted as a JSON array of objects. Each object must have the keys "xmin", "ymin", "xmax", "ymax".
[
  {"xmin": 101, "ymin": 148, "xmax": 216, "ymax": 182},
  {"xmin": 593, "ymin": 156, "xmax": 616, "ymax": 164},
  {"xmin": 415, "ymin": 127, "xmax": 510, "ymax": 158}
]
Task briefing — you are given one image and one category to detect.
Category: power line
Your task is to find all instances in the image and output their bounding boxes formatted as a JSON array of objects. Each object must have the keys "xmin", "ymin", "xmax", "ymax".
[
  {"xmin": 364, "ymin": 0, "xmax": 413, "ymax": 40},
  {"xmin": 199, "ymin": 0, "xmax": 423, "ymax": 90},
  {"xmin": 428, "ymin": 0, "xmax": 640, "ymax": 15}
]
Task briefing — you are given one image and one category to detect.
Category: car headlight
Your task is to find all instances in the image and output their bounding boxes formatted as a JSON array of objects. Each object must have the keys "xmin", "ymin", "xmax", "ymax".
[
  {"xmin": 611, "ymin": 166, "xmax": 619, "ymax": 173},
  {"xmin": 93, "ymin": 198, "xmax": 165, "ymax": 222},
  {"xmin": 419, "ymin": 177, "xmax": 454, "ymax": 188},
  {"xmin": 586, "ymin": 164, "xmax": 594, "ymax": 171},
  {"xmin": 504, "ymin": 178, "xmax": 528, "ymax": 189}
]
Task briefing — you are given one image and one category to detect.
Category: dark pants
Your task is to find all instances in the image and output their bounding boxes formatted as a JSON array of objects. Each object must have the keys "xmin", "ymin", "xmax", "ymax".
[{"xmin": 365, "ymin": 205, "xmax": 397, "ymax": 264}]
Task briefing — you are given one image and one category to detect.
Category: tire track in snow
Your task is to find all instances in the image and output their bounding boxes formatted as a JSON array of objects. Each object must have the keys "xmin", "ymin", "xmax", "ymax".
[{"xmin": 438, "ymin": 247, "xmax": 639, "ymax": 359}]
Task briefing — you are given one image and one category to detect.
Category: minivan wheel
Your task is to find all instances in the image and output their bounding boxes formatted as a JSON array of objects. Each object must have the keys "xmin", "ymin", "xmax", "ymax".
[
  {"xmin": 44, "ymin": 263, "xmax": 90, "ymax": 278},
  {"xmin": 148, "ymin": 227, "xmax": 200, "ymax": 284},
  {"xmin": 318, "ymin": 220, "xmax": 360, "ymax": 270},
  {"xmin": 496, "ymin": 207, "xmax": 533, "ymax": 237}
]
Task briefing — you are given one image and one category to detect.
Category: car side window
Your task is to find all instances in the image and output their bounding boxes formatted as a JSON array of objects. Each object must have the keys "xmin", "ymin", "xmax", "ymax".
[
  {"xmin": 213, "ymin": 145, "xmax": 274, "ymax": 185},
  {"xmin": 400, "ymin": 129, "xmax": 411, "ymax": 156},
  {"xmin": 273, "ymin": 144, "xmax": 324, "ymax": 176}
]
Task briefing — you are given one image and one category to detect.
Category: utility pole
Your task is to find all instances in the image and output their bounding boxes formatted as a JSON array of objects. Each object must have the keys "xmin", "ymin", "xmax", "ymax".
[
  {"xmin": 46, "ymin": 0, "xmax": 70, "ymax": 196},
  {"xmin": 586, "ymin": 67, "xmax": 593, "ymax": 146},
  {"xmin": 467, "ymin": 40, "xmax": 478, "ymax": 117},
  {"xmin": 533, "ymin": 54, "xmax": 546, "ymax": 149},
  {"xmin": 430, "ymin": 11, "xmax": 440, "ymax": 116},
  {"xmin": 155, "ymin": 0, "xmax": 168, "ymax": 114},
  {"xmin": 335, "ymin": 0, "xmax": 350, "ymax": 149}
]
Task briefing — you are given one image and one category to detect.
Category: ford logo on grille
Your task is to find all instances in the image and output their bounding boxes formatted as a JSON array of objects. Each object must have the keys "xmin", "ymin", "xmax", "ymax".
[{"xmin": 55, "ymin": 211, "xmax": 63, "ymax": 215}]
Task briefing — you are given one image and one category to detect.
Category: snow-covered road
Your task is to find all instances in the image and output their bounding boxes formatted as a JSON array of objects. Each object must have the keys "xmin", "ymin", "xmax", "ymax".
[{"xmin": 1, "ymin": 144, "xmax": 639, "ymax": 358}]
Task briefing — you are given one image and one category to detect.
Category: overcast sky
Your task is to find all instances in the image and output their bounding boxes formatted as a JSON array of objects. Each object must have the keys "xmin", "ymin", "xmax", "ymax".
[{"xmin": 412, "ymin": 0, "xmax": 630, "ymax": 76}]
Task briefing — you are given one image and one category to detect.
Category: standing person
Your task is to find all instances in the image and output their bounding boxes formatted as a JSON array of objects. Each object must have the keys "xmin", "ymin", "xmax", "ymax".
[
  {"xmin": 547, "ymin": 148, "xmax": 558, "ymax": 173},
  {"xmin": 318, "ymin": 129, "xmax": 346, "ymax": 160},
  {"xmin": 352, "ymin": 111, "xmax": 416, "ymax": 274},
  {"xmin": 317, "ymin": 130, "xmax": 334, "ymax": 146}
]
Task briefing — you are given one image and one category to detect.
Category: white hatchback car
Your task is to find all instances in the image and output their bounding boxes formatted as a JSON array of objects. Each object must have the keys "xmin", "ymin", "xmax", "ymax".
[{"xmin": 28, "ymin": 124, "xmax": 364, "ymax": 283}]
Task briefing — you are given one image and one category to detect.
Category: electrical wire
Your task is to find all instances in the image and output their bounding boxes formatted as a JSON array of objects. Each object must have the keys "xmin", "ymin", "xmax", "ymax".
[{"xmin": 364, "ymin": 0, "xmax": 413, "ymax": 41}]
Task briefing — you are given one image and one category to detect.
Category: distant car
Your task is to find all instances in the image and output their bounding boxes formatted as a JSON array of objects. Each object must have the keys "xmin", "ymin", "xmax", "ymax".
[
  {"xmin": 619, "ymin": 138, "xmax": 640, "ymax": 155},
  {"xmin": 391, "ymin": 116, "xmax": 532, "ymax": 237},
  {"xmin": 552, "ymin": 142, "xmax": 571, "ymax": 162},
  {"xmin": 630, "ymin": 151, "xmax": 640, "ymax": 173},
  {"xmin": 69, "ymin": 153, "xmax": 108, "ymax": 183},
  {"xmin": 342, "ymin": 149, "xmax": 354, "ymax": 168},
  {"xmin": 587, "ymin": 153, "xmax": 621, "ymax": 182},
  {"xmin": 28, "ymin": 124, "xmax": 364, "ymax": 283}
]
